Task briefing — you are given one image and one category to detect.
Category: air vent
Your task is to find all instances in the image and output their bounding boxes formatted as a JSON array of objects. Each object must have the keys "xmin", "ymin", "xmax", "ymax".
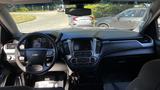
[
  {"xmin": 96, "ymin": 40, "xmax": 102, "ymax": 53},
  {"xmin": 63, "ymin": 42, "xmax": 70, "ymax": 55}
]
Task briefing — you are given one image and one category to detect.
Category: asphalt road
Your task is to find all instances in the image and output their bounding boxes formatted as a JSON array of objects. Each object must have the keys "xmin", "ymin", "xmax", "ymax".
[{"xmin": 14, "ymin": 11, "xmax": 69, "ymax": 33}]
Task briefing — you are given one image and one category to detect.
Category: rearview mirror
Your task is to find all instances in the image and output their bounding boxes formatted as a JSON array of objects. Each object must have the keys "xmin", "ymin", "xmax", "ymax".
[
  {"xmin": 63, "ymin": 0, "xmax": 100, "ymax": 5},
  {"xmin": 65, "ymin": 8, "xmax": 91, "ymax": 16}
]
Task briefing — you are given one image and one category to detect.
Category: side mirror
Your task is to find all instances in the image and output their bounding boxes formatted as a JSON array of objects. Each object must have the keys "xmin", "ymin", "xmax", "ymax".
[{"xmin": 116, "ymin": 15, "xmax": 123, "ymax": 21}]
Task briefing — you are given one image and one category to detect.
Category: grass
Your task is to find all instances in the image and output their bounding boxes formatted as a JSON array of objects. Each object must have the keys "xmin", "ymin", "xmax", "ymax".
[{"xmin": 11, "ymin": 14, "xmax": 36, "ymax": 24}]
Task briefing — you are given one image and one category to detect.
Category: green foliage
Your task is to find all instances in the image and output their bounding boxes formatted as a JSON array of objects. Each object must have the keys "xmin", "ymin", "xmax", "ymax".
[
  {"xmin": 16, "ymin": 7, "xmax": 29, "ymax": 12},
  {"xmin": 8, "ymin": 4, "xmax": 57, "ymax": 12},
  {"xmin": 85, "ymin": 4, "xmax": 134, "ymax": 18}
]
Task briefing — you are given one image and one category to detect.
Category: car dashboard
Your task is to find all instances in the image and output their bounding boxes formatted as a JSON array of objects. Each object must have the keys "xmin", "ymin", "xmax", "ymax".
[{"xmin": 3, "ymin": 29, "xmax": 155, "ymax": 73}]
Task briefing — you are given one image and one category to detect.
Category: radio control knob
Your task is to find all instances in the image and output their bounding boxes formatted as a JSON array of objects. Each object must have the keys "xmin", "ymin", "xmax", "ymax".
[
  {"xmin": 91, "ymin": 58, "xmax": 97, "ymax": 63},
  {"xmin": 71, "ymin": 58, "xmax": 76, "ymax": 64}
]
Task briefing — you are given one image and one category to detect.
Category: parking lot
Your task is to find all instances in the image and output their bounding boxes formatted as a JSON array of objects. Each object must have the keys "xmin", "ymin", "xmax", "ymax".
[{"xmin": 13, "ymin": 11, "xmax": 69, "ymax": 33}]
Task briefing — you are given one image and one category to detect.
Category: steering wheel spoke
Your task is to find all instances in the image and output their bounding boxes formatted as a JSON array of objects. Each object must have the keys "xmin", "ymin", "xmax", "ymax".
[
  {"xmin": 18, "ymin": 50, "xmax": 26, "ymax": 57},
  {"xmin": 42, "ymin": 62, "xmax": 50, "ymax": 70},
  {"xmin": 26, "ymin": 64, "xmax": 43, "ymax": 73}
]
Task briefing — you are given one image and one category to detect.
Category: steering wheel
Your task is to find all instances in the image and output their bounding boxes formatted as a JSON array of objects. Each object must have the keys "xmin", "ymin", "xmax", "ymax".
[{"xmin": 16, "ymin": 33, "xmax": 57, "ymax": 75}]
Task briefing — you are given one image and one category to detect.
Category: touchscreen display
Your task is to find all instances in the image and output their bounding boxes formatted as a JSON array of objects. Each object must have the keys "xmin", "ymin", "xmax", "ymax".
[{"xmin": 73, "ymin": 40, "xmax": 91, "ymax": 51}]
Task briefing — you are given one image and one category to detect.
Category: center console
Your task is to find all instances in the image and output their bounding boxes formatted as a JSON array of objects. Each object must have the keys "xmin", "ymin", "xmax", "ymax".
[{"xmin": 63, "ymin": 38, "xmax": 102, "ymax": 72}]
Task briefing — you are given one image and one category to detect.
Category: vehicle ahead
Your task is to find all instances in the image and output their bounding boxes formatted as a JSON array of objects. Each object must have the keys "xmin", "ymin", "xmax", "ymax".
[
  {"xmin": 68, "ymin": 15, "xmax": 94, "ymax": 27},
  {"xmin": 96, "ymin": 8, "xmax": 147, "ymax": 29},
  {"xmin": 57, "ymin": 8, "xmax": 65, "ymax": 12},
  {"xmin": 57, "ymin": 4, "xmax": 65, "ymax": 12},
  {"xmin": 0, "ymin": 0, "xmax": 160, "ymax": 90}
]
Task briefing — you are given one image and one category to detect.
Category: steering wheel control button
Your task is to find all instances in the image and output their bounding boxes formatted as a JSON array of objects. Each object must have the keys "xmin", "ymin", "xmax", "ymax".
[
  {"xmin": 19, "ymin": 56, "xmax": 25, "ymax": 61},
  {"xmin": 47, "ymin": 50, "xmax": 53, "ymax": 57},
  {"xmin": 71, "ymin": 58, "xmax": 77, "ymax": 64},
  {"xmin": 7, "ymin": 56, "xmax": 12, "ymax": 61},
  {"xmin": 46, "ymin": 63, "xmax": 51, "ymax": 67}
]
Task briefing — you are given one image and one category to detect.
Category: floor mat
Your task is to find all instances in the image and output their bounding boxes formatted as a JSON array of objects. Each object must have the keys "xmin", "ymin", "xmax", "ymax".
[{"xmin": 104, "ymin": 82, "xmax": 130, "ymax": 90}]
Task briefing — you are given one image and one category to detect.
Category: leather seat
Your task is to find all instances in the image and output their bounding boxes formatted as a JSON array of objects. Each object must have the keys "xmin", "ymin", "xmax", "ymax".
[
  {"xmin": 0, "ymin": 86, "xmax": 64, "ymax": 90},
  {"xmin": 127, "ymin": 60, "xmax": 160, "ymax": 90}
]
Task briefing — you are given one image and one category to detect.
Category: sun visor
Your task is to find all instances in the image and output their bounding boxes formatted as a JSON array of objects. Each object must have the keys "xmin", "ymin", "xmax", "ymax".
[{"xmin": 0, "ymin": 0, "xmax": 53, "ymax": 4}]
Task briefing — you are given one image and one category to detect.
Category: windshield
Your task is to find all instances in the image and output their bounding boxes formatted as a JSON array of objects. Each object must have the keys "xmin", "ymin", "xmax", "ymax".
[{"xmin": 7, "ymin": 1, "xmax": 150, "ymax": 33}]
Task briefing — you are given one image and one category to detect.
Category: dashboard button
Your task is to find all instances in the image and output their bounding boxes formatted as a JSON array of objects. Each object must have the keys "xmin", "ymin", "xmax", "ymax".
[
  {"xmin": 76, "ymin": 58, "xmax": 90, "ymax": 64},
  {"xmin": 91, "ymin": 58, "xmax": 97, "ymax": 63}
]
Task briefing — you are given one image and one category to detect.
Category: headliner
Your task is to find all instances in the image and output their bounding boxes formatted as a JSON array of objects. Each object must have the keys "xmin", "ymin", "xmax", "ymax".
[{"xmin": 0, "ymin": 0, "xmax": 153, "ymax": 4}]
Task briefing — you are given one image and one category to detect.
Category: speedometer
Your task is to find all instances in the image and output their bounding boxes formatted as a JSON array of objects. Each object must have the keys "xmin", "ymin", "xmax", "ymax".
[{"xmin": 32, "ymin": 39, "xmax": 41, "ymax": 48}]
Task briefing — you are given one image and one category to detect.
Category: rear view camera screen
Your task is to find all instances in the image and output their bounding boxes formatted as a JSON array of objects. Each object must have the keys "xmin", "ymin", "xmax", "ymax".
[{"xmin": 73, "ymin": 39, "xmax": 91, "ymax": 51}]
